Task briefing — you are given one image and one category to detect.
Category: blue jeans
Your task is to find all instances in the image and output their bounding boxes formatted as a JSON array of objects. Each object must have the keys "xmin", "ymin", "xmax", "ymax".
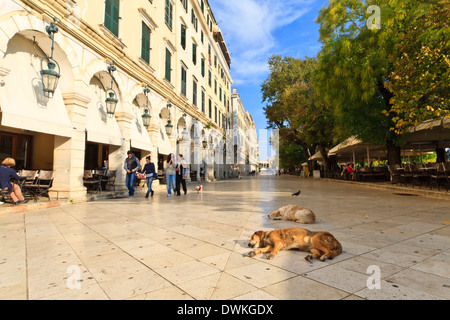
[
  {"xmin": 166, "ymin": 174, "xmax": 176, "ymax": 195},
  {"xmin": 125, "ymin": 172, "xmax": 136, "ymax": 197},
  {"xmin": 146, "ymin": 177, "xmax": 154, "ymax": 196}
]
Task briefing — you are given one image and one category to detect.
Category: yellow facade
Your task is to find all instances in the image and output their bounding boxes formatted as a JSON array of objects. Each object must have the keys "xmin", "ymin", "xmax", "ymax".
[{"xmin": 0, "ymin": 0, "xmax": 235, "ymax": 199}]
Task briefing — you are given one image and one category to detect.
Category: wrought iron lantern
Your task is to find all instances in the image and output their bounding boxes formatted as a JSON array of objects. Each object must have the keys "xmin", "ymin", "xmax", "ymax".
[
  {"xmin": 165, "ymin": 119, "xmax": 173, "ymax": 136},
  {"xmin": 105, "ymin": 62, "xmax": 118, "ymax": 116},
  {"xmin": 40, "ymin": 21, "xmax": 60, "ymax": 98},
  {"xmin": 142, "ymin": 86, "xmax": 151, "ymax": 128}
]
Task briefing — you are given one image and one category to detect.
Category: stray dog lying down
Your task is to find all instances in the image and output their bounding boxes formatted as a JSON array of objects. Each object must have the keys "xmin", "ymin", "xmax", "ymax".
[
  {"xmin": 248, "ymin": 228, "xmax": 342, "ymax": 262},
  {"xmin": 268, "ymin": 205, "xmax": 316, "ymax": 224}
]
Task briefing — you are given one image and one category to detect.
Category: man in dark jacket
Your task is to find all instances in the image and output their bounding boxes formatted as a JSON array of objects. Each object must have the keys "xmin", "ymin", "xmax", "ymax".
[{"xmin": 124, "ymin": 150, "xmax": 141, "ymax": 198}]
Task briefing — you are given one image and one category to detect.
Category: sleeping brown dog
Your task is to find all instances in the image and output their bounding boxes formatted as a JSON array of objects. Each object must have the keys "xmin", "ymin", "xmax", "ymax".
[{"xmin": 248, "ymin": 228, "xmax": 342, "ymax": 262}]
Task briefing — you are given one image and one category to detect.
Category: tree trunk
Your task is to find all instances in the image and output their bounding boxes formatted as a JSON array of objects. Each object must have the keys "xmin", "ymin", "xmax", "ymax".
[
  {"xmin": 386, "ymin": 140, "xmax": 401, "ymax": 165},
  {"xmin": 378, "ymin": 82, "xmax": 401, "ymax": 166},
  {"xmin": 318, "ymin": 143, "xmax": 330, "ymax": 173}
]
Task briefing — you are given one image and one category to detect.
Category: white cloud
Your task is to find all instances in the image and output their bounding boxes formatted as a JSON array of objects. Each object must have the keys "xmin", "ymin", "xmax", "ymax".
[{"xmin": 209, "ymin": 0, "xmax": 315, "ymax": 85}]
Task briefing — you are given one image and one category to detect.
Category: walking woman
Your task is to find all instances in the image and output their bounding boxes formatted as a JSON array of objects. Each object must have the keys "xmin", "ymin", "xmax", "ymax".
[
  {"xmin": 176, "ymin": 154, "xmax": 187, "ymax": 196},
  {"xmin": 165, "ymin": 153, "xmax": 176, "ymax": 197},
  {"xmin": 0, "ymin": 158, "xmax": 28, "ymax": 205},
  {"xmin": 142, "ymin": 156, "xmax": 156, "ymax": 198}
]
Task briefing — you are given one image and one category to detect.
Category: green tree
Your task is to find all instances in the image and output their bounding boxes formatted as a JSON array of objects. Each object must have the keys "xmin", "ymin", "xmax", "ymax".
[
  {"xmin": 315, "ymin": 0, "xmax": 411, "ymax": 165},
  {"xmin": 387, "ymin": 0, "xmax": 450, "ymax": 133},
  {"xmin": 262, "ymin": 55, "xmax": 335, "ymax": 171}
]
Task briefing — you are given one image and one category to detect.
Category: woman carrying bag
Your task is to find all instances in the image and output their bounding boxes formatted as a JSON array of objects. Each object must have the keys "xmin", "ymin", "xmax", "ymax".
[
  {"xmin": 165, "ymin": 153, "xmax": 177, "ymax": 197},
  {"xmin": 176, "ymin": 154, "xmax": 187, "ymax": 196}
]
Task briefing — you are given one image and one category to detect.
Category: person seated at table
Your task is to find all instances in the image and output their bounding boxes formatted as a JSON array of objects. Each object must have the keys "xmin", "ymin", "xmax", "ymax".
[
  {"xmin": 341, "ymin": 163, "xmax": 355, "ymax": 180},
  {"xmin": 0, "ymin": 158, "xmax": 28, "ymax": 205}
]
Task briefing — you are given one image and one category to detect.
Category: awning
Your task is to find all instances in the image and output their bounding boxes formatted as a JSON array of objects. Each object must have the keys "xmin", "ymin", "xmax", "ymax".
[
  {"xmin": 0, "ymin": 56, "xmax": 72, "ymax": 137},
  {"xmin": 404, "ymin": 116, "xmax": 450, "ymax": 147},
  {"xmin": 157, "ymin": 118, "xmax": 173, "ymax": 155},
  {"xmin": 86, "ymin": 86, "xmax": 123, "ymax": 146},
  {"xmin": 308, "ymin": 151, "xmax": 323, "ymax": 161},
  {"xmin": 130, "ymin": 108, "xmax": 153, "ymax": 151},
  {"xmin": 328, "ymin": 136, "xmax": 362, "ymax": 156}
]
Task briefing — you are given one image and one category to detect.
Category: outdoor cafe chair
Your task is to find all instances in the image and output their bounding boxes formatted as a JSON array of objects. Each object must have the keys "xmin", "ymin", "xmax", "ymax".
[
  {"xmin": 104, "ymin": 170, "xmax": 117, "ymax": 191},
  {"xmin": 23, "ymin": 170, "xmax": 55, "ymax": 202},
  {"xmin": 429, "ymin": 163, "xmax": 449, "ymax": 192},
  {"xmin": 83, "ymin": 170, "xmax": 102, "ymax": 193}
]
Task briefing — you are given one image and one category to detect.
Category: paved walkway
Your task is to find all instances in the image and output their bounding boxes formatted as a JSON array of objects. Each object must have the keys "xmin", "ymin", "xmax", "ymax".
[{"xmin": 1, "ymin": 176, "xmax": 449, "ymax": 300}]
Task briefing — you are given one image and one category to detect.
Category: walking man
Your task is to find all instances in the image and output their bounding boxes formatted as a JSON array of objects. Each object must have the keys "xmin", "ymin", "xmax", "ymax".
[{"xmin": 124, "ymin": 150, "xmax": 141, "ymax": 198}]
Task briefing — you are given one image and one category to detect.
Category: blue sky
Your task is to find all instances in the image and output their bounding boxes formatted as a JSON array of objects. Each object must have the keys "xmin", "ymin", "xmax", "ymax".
[{"xmin": 208, "ymin": 0, "xmax": 327, "ymax": 160}]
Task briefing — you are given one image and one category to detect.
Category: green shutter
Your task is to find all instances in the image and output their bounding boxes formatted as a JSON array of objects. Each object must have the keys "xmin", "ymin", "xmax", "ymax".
[
  {"xmin": 105, "ymin": 0, "xmax": 120, "ymax": 37},
  {"xmin": 141, "ymin": 22, "xmax": 151, "ymax": 63},
  {"xmin": 165, "ymin": 0, "xmax": 173, "ymax": 30},
  {"xmin": 165, "ymin": 49, "xmax": 171, "ymax": 82},
  {"xmin": 181, "ymin": 24, "xmax": 186, "ymax": 49},
  {"xmin": 201, "ymin": 58, "xmax": 205, "ymax": 77},
  {"xmin": 192, "ymin": 43, "xmax": 197, "ymax": 65},
  {"xmin": 181, "ymin": 67, "xmax": 186, "ymax": 96},
  {"xmin": 193, "ymin": 80, "xmax": 197, "ymax": 106}
]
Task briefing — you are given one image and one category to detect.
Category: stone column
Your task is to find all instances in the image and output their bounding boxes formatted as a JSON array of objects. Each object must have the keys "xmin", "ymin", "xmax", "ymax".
[
  {"xmin": 111, "ymin": 110, "xmax": 133, "ymax": 191},
  {"xmin": 51, "ymin": 91, "xmax": 90, "ymax": 200},
  {"xmin": 147, "ymin": 122, "xmax": 160, "ymax": 186}
]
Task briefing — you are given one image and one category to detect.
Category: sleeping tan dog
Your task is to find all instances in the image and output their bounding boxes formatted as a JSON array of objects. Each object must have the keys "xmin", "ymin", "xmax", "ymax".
[
  {"xmin": 248, "ymin": 228, "xmax": 342, "ymax": 262},
  {"xmin": 268, "ymin": 205, "xmax": 316, "ymax": 224}
]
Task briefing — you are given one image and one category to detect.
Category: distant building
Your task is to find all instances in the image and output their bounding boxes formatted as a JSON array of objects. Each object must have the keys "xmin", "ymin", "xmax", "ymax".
[
  {"xmin": 231, "ymin": 88, "xmax": 258, "ymax": 176},
  {"xmin": 0, "ymin": 0, "xmax": 243, "ymax": 199}
]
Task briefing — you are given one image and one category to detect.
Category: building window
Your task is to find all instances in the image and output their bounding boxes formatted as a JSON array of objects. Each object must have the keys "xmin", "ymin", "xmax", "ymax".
[
  {"xmin": 191, "ymin": 9, "xmax": 198, "ymax": 31},
  {"xmin": 215, "ymin": 106, "xmax": 217, "ymax": 123},
  {"xmin": 181, "ymin": 66, "xmax": 187, "ymax": 96},
  {"xmin": 192, "ymin": 43, "xmax": 197, "ymax": 65},
  {"xmin": 208, "ymin": 70, "xmax": 212, "ymax": 87},
  {"xmin": 141, "ymin": 22, "xmax": 151, "ymax": 63},
  {"xmin": 165, "ymin": 48, "xmax": 172, "ymax": 82},
  {"xmin": 201, "ymin": 58, "xmax": 205, "ymax": 77},
  {"xmin": 181, "ymin": 24, "xmax": 186, "ymax": 49},
  {"xmin": 208, "ymin": 99, "xmax": 212, "ymax": 119},
  {"xmin": 201, "ymin": 91, "xmax": 205, "ymax": 113},
  {"xmin": 193, "ymin": 79, "xmax": 197, "ymax": 106},
  {"xmin": 214, "ymin": 79, "xmax": 217, "ymax": 95},
  {"xmin": 104, "ymin": 0, "xmax": 120, "ymax": 37},
  {"xmin": 165, "ymin": 0, "xmax": 173, "ymax": 30},
  {"xmin": 181, "ymin": 0, "xmax": 188, "ymax": 12}
]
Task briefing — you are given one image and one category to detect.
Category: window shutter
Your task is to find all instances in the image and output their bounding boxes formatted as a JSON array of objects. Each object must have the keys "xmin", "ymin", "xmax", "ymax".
[
  {"xmin": 192, "ymin": 43, "xmax": 197, "ymax": 65},
  {"xmin": 165, "ymin": 0, "xmax": 173, "ymax": 30},
  {"xmin": 181, "ymin": 24, "xmax": 186, "ymax": 49},
  {"xmin": 141, "ymin": 22, "xmax": 151, "ymax": 63},
  {"xmin": 165, "ymin": 49, "xmax": 171, "ymax": 82},
  {"xmin": 105, "ymin": 0, "xmax": 120, "ymax": 37}
]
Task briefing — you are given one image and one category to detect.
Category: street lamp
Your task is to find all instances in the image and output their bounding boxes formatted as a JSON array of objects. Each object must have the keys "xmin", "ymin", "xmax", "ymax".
[
  {"xmin": 142, "ymin": 86, "xmax": 151, "ymax": 128},
  {"xmin": 165, "ymin": 119, "xmax": 173, "ymax": 136},
  {"xmin": 40, "ymin": 21, "xmax": 60, "ymax": 98},
  {"xmin": 105, "ymin": 62, "xmax": 118, "ymax": 116}
]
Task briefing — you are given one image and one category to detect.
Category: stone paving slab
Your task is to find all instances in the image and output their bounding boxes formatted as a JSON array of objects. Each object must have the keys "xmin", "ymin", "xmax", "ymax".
[{"xmin": 0, "ymin": 175, "xmax": 449, "ymax": 300}]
